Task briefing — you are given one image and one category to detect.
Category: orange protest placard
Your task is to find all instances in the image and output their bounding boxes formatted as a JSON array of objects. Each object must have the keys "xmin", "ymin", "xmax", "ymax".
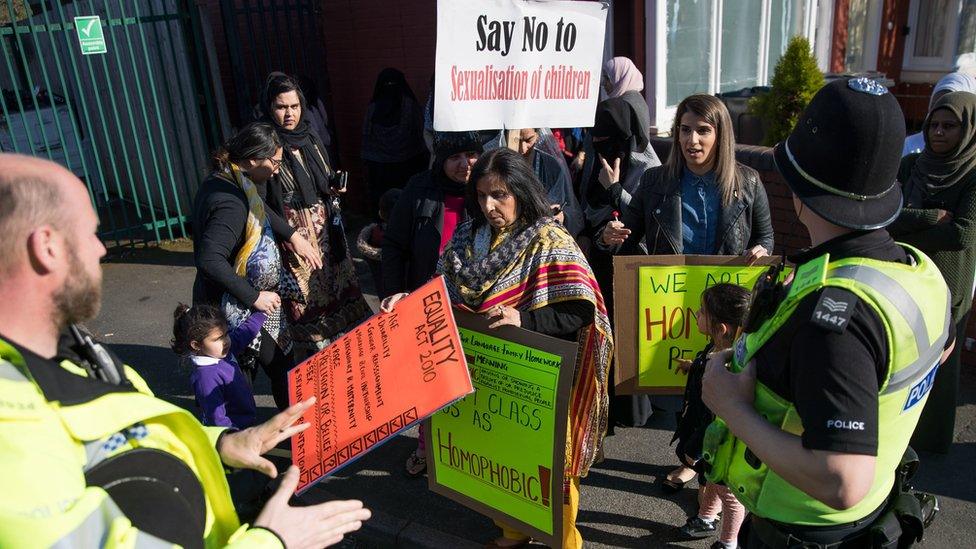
[{"xmin": 288, "ymin": 276, "xmax": 473, "ymax": 493}]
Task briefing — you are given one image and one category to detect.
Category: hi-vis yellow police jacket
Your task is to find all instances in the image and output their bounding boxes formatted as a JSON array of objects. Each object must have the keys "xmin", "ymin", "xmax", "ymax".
[
  {"xmin": 704, "ymin": 245, "xmax": 951, "ymax": 526},
  {"xmin": 0, "ymin": 338, "xmax": 283, "ymax": 548}
]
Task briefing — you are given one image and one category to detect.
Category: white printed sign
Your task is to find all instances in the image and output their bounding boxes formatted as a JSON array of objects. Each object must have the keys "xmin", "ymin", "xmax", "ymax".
[{"xmin": 434, "ymin": 0, "xmax": 608, "ymax": 131}]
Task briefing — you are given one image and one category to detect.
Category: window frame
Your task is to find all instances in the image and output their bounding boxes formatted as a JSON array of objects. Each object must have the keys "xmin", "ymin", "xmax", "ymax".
[
  {"xmin": 645, "ymin": 0, "xmax": 819, "ymax": 133},
  {"xmin": 902, "ymin": 0, "xmax": 965, "ymax": 73}
]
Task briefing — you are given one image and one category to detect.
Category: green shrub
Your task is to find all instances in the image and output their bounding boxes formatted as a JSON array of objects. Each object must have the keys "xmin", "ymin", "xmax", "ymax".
[{"xmin": 749, "ymin": 36, "xmax": 825, "ymax": 146}]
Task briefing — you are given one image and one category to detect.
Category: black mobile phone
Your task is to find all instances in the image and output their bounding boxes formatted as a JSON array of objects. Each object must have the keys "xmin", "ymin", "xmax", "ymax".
[{"xmin": 332, "ymin": 170, "xmax": 348, "ymax": 191}]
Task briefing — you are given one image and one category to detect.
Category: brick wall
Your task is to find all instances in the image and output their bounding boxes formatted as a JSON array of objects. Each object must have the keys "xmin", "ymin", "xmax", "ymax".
[
  {"xmin": 892, "ymin": 81, "xmax": 934, "ymax": 133},
  {"xmin": 321, "ymin": 0, "xmax": 437, "ymax": 212},
  {"xmin": 734, "ymin": 145, "xmax": 811, "ymax": 255}
]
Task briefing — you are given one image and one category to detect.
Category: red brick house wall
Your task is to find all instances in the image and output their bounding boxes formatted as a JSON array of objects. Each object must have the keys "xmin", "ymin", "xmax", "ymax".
[
  {"xmin": 735, "ymin": 146, "xmax": 810, "ymax": 255},
  {"xmin": 320, "ymin": 0, "xmax": 437, "ymax": 211}
]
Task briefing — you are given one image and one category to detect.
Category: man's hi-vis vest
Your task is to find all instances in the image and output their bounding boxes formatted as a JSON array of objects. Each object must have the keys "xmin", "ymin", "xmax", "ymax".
[
  {"xmin": 703, "ymin": 245, "xmax": 951, "ymax": 526},
  {"xmin": 0, "ymin": 340, "xmax": 281, "ymax": 548}
]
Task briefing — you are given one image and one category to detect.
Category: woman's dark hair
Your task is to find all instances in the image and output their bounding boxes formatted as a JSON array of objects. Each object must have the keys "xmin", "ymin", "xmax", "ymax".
[
  {"xmin": 171, "ymin": 303, "xmax": 228, "ymax": 356},
  {"xmin": 666, "ymin": 94, "xmax": 741, "ymax": 206},
  {"xmin": 465, "ymin": 148, "xmax": 551, "ymax": 228},
  {"xmin": 212, "ymin": 122, "xmax": 282, "ymax": 169},
  {"xmin": 262, "ymin": 72, "xmax": 307, "ymax": 117},
  {"xmin": 700, "ymin": 283, "xmax": 751, "ymax": 329}
]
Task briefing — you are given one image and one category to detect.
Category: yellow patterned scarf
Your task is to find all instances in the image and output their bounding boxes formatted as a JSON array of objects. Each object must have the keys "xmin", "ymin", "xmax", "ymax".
[
  {"xmin": 219, "ymin": 164, "xmax": 266, "ymax": 278},
  {"xmin": 439, "ymin": 218, "xmax": 613, "ymax": 477}
]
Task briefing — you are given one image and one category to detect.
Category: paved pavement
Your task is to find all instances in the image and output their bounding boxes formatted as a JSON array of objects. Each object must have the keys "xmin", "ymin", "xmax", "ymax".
[{"xmin": 87, "ymin": 238, "xmax": 976, "ymax": 548}]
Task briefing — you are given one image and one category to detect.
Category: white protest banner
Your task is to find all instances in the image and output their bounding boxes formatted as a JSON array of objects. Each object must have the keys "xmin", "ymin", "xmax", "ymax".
[{"xmin": 434, "ymin": 0, "xmax": 608, "ymax": 131}]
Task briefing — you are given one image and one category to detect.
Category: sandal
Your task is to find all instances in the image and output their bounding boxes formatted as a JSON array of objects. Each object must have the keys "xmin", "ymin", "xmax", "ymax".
[
  {"xmin": 404, "ymin": 452, "xmax": 427, "ymax": 477},
  {"xmin": 661, "ymin": 466, "xmax": 696, "ymax": 494}
]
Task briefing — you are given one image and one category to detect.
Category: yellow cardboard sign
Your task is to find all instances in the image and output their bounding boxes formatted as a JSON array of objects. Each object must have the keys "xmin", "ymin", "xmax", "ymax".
[{"xmin": 613, "ymin": 255, "xmax": 781, "ymax": 394}]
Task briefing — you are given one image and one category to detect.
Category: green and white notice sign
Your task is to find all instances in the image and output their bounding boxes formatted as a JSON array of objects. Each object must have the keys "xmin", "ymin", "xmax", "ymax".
[{"xmin": 74, "ymin": 16, "xmax": 107, "ymax": 55}]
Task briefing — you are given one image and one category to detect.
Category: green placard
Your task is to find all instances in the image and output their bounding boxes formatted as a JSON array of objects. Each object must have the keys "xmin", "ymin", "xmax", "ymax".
[
  {"xmin": 427, "ymin": 310, "xmax": 577, "ymax": 548},
  {"xmin": 636, "ymin": 264, "xmax": 766, "ymax": 388},
  {"xmin": 613, "ymin": 255, "xmax": 786, "ymax": 394},
  {"xmin": 74, "ymin": 16, "xmax": 107, "ymax": 55}
]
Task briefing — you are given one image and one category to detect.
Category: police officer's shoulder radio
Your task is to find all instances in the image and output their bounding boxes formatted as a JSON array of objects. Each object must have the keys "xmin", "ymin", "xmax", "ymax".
[
  {"xmin": 67, "ymin": 324, "xmax": 128, "ymax": 386},
  {"xmin": 743, "ymin": 253, "xmax": 789, "ymax": 334}
]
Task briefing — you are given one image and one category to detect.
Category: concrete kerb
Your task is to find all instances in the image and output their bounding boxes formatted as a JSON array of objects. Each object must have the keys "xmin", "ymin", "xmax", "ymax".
[{"xmin": 309, "ymin": 485, "xmax": 482, "ymax": 549}]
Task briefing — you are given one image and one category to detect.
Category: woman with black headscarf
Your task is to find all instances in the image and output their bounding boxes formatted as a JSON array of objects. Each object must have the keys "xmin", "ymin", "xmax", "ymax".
[
  {"xmin": 258, "ymin": 73, "xmax": 371, "ymax": 360},
  {"xmin": 890, "ymin": 90, "xmax": 976, "ymax": 454},
  {"xmin": 577, "ymin": 96, "xmax": 661, "ymax": 437},
  {"xmin": 581, "ymin": 95, "xmax": 661, "ymax": 229},
  {"xmin": 362, "ymin": 68, "xmax": 429, "ymax": 213}
]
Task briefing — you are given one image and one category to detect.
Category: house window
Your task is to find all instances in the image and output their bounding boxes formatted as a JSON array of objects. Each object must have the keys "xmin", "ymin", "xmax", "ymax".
[
  {"xmin": 647, "ymin": 0, "xmax": 819, "ymax": 132},
  {"xmin": 720, "ymin": 0, "xmax": 765, "ymax": 92},
  {"xmin": 959, "ymin": 0, "xmax": 976, "ymax": 57},
  {"xmin": 914, "ymin": 0, "xmax": 955, "ymax": 57},
  {"xmin": 768, "ymin": 0, "xmax": 815, "ymax": 78},
  {"xmin": 665, "ymin": 0, "xmax": 714, "ymax": 105},
  {"xmin": 903, "ymin": 0, "xmax": 975, "ymax": 72}
]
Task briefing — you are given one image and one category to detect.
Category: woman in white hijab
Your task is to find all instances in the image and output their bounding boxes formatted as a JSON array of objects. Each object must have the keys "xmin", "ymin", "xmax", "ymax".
[{"xmin": 903, "ymin": 72, "xmax": 976, "ymax": 156}]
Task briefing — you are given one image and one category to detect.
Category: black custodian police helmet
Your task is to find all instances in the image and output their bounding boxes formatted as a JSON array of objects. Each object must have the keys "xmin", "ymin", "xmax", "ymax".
[{"xmin": 773, "ymin": 77, "xmax": 906, "ymax": 230}]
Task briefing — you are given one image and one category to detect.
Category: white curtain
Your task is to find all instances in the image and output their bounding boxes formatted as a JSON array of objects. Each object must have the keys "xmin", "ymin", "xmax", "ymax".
[{"xmin": 666, "ymin": 0, "xmax": 714, "ymax": 104}]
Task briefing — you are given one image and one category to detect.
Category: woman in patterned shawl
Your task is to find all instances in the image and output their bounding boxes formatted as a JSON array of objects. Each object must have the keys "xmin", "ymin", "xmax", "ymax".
[
  {"xmin": 257, "ymin": 73, "xmax": 372, "ymax": 359},
  {"xmin": 383, "ymin": 148, "xmax": 612, "ymax": 548}
]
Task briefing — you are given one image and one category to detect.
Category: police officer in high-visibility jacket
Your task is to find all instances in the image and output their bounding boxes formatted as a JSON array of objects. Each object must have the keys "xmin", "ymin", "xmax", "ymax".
[
  {"xmin": 0, "ymin": 154, "xmax": 371, "ymax": 548},
  {"xmin": 701, "ymin": 78, "xmax": 953, "ymax": 548}
]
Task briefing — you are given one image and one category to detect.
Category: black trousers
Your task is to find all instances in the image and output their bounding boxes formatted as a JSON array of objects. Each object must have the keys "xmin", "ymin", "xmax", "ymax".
[
  {"xmin": 741, "ymin": 503, "xmax": 889, "ymax": 548},
  {"xmin": 248, "ymin": 329, "xmax": 292, "ymax": 411}
]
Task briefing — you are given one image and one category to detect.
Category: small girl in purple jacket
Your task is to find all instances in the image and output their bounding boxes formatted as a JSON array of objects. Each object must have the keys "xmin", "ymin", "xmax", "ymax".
[{"xmin": 171, "ymin": 304, "xmax": 264, "ymax": 430}]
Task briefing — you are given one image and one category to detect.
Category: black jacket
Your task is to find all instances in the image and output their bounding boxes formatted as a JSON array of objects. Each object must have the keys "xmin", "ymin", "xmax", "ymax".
[
  {"xmin": 672, "ymin": 343, "xmax": 713, "ymax": 472},
  {"xmin": 381, "ymin": 170, "xmax": 460, "ymax": 297},
  {"xmin": 191, "ymin": 173, "xmax": 294, "ymax": 307},
  {"xmin": 598, "ymin": 163, "xmax": 774, "ymax": 255}
]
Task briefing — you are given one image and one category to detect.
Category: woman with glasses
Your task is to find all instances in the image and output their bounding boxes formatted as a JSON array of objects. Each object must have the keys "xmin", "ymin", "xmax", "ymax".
[
  {"xmin": 191, "ymin": 122, "xmax": 310, "ymax": 410},
  {"xmin": 256, "ymin": 73, "xmax": 372, "ymax": 361}
]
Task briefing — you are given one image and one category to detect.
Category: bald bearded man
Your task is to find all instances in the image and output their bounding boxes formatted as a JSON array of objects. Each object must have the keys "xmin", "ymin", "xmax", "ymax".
[{"xmin": 0, "ymin": 154, "xmax": 370, "ymax": 548}]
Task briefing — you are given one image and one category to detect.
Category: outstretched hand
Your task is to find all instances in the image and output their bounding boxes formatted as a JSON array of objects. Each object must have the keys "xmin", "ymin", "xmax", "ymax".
[
  {"xmin": 254, "ymin": 465, "xmax": 371, "ymax": 548},
  {"xmin": 600, "ymin": 220, "xmax": 631, "ymax": 246},
  {"xmin": 218, "ymin": 398, "xmax": 315, "ymax": 478}
]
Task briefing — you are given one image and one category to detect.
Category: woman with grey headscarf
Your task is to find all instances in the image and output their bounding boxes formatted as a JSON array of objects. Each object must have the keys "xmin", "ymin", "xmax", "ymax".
[
  {"xmin": 891, "ymin": 91, "xmax": 976, "ymax": 453},
  {"xmin": 903, "ymin": 72, "xmax": 976, "ymax": 156}
]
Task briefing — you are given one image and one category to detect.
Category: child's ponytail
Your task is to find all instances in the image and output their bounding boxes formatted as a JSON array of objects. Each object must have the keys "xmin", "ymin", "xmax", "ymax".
[{"xmin": 171, "ymin": 303, "xmax": 226, "ymax": 356}]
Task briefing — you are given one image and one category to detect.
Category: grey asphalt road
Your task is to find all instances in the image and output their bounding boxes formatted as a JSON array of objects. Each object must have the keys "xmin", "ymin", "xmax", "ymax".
[{"xmin": 86, "ymin": 239, "xmax": 976, "ymax": 548}]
